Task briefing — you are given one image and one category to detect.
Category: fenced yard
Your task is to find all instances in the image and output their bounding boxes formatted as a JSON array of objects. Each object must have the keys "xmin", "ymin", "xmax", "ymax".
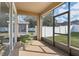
[
  {"xmin": 47, "ymin": 32, "xmax": 79, "ymax": 48},
  {"xmin": 41, "ymin": 26, "xmax": 79, "ymax": 48}
]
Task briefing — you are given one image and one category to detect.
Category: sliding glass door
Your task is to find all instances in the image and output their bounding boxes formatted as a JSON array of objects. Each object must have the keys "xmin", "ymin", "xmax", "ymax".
[{"xmin": 0, "ymin": 2, "xmax": 17, "ymax": 56}]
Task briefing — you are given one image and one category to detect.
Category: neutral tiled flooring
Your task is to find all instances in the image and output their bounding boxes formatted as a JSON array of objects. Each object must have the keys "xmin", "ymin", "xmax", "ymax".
[{"xmin": 19, "ymin": 40, "xmax": 68, "ymax": 56}]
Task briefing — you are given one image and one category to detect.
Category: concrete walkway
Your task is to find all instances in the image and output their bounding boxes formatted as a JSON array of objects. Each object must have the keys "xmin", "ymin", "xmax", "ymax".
[{"xmin": 19, "ymin": 40, "xmax": 68, "ymax": 56}]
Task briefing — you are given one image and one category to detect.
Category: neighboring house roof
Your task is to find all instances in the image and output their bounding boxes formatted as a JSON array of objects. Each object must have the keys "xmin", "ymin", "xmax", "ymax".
[
  {"xmin": 60, "ymin": 21, "xmax": 68, "ymax": 26},
  {"xmin": 55, "ymin": 21, "xmax": 68, "ymax": 26},
  {"xmin": 55, "ymin": 20, "xmax": 79, "ymax": 26},
  {"xmin": 71, "ymin": 20, "xmax": 79, "ymax": 25},
  {"xmin": 55, "ymin": 23, "xmax": 61, "ymax": 27}
]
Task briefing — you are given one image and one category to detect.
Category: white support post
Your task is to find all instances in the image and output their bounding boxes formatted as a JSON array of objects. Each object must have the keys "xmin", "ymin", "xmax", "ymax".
[
  {"xmin": 9, "ymin": 2, "xmax": 13, "ymax": 51},
  {"xmin": 26, "ymin": 24, "xmax": 28, "ymax": 35},
  {"xmin": 36, "ymin": 15, "xmax": 42, "ymax": 40},
  {"xmin": 40, "ymin": 16, "xmax": 43, "ymax": 39},
  {"xmin": 14, "ymin": 15, "xmax": 18, "ymax": 43}
]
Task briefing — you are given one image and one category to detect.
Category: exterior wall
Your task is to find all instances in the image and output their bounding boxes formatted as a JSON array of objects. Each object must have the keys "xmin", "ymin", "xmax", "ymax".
[{"xmin": 17, "ymin": 22, "xmax": 29, "ymax": 37}]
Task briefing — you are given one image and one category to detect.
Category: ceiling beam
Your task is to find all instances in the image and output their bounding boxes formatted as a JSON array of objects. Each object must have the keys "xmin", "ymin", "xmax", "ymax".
[
  {"xmin": 17, "ymin": 9, "xmax": 39, "ymax": 16},
  {"xmin": 40, "ymin": 2, "xmax": 62, "ymax": 15}
]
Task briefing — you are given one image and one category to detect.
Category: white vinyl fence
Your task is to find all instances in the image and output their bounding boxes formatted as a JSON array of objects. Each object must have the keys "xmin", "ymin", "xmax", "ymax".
[{"xmin": 41, "ymin": 25, "xmax": 79, "ymax": 37}]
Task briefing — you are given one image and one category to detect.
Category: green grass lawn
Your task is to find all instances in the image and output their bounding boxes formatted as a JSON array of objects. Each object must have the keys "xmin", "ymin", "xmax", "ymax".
[
  {"xmin": 71, "ymin": 32, "xmax": 79, "ymax": 48},
  {"xmin": 47, "ymin": 32, "xmax": 79, "ymax": 48}
]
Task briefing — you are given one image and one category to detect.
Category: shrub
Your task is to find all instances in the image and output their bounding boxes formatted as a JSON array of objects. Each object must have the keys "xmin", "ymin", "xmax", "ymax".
[{"xmin": 20, "ymin": 34, "xmax": 31, "ymax": 43}]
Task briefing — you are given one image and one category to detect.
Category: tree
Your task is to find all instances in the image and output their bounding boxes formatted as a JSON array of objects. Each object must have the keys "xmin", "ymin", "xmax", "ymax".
[
  {"xmin": 43, "ymin": 13, "xmax": 53, "ymax": 26},
  {"xmin": 24, "ymin": 16, "xmax": 36, "ymax": 28}
]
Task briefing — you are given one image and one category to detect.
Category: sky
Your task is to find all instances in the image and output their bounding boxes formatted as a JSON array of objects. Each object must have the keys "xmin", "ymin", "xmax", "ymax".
[
  {"xmin": 54, "ymin": 2, "xmax": 79, "ymax": 23},
  {"xmin": 19, "ymin": 15, "xmax": 27, "ymax": 22}
]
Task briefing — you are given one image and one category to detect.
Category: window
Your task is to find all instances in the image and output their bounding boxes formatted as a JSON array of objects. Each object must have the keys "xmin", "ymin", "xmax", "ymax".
[
  {"xmin": 42, "ymin": 12, "xmax": 53, "ymax": 42},
  {"xmin": 70, "ymin": 2, "xmax": 79, "ymax": 48},
  {"xmin": 0, "ymin": 2, "xmax": 17, "ymax": 55},
  {"xmin": 54, "ymin": 14, "xmax": 68, "ymax": 44},
  {"xmin": 53, "ymin": 3, "xmax": 69, "ymax": 45},
  {"xmin": 19, "ymin": 24, "xmax": 26, "ymax": 32},
  {"xmin": 54, "ymin": 2, "xmax": 68, "ymax": 16},
  {"xmin": 0, "ymin": 2, "xmax": 9, "ymax": 55}
]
